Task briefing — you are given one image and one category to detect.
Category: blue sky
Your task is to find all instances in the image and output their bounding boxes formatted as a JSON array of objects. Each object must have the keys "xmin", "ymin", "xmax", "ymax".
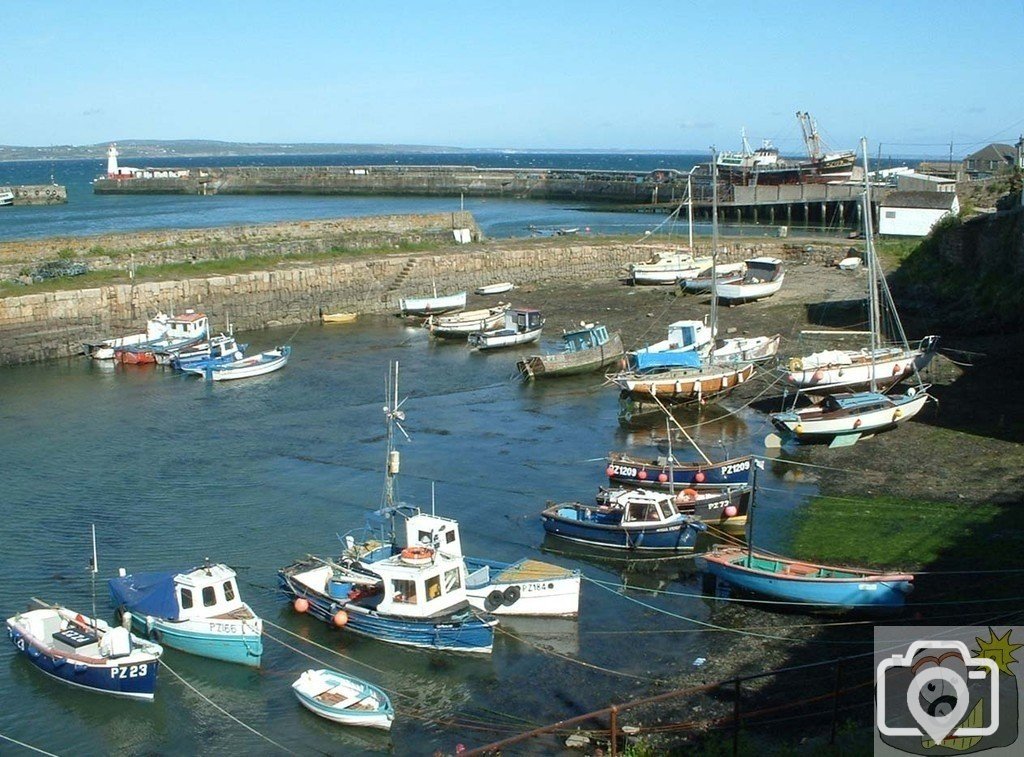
[{"xmin": 3, "ymin": 1, "xmax": 1022, "ymax": 157}]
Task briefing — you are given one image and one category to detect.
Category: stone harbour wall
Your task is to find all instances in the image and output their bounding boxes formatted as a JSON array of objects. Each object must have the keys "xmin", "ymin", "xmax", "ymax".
[{"xmin": 0, "ymin": 238, "xmax": 850, "ymax": 365}]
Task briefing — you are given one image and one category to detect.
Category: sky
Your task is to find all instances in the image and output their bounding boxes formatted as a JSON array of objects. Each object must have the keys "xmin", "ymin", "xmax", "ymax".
[{"xmin": 3, "ymin": 1, "xmax": 1022, "ymax": 158}]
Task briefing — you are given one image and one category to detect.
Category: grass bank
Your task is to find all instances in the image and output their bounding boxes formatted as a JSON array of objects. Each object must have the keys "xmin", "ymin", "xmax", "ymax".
[{"xmin": 790, "ymin": 493, "xmax": 1022, "ymax": 572}]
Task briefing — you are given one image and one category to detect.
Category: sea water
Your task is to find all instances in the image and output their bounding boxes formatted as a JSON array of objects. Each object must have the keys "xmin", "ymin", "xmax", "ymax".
[{"xmin": 0, "ymin": 318, "xmax": 815, "ymax": 755}]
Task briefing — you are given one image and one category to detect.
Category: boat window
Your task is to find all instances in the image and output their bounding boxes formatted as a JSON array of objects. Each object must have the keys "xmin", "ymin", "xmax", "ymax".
[
  {"xmin": 202, "ymin": 586, "xmax": 217, "ymax": 607},
  {"xmin": 392, "ymin": 579, "xmax": 418, "ymax": 604},
  {"xmin": 446, "ymin": 530, "xmax": 456, "ymax": 544},
  {"xmin": 425, "ymin": 575, "xmax": 442, "ymax": 600},
  {"xmin": 223, "ymin": 581, "xmax": 236, "ymax": 601},
  {"xmin": 417, "ymin": 530, "xmax": 432, "ymax": 546},
  {"xmin": 443, "ymin": 567, "xmax": 461, "ymax": 592},
  {"xmin": 180, "ymin": 588, "xmax": 194, "ymax": 609},
  {"xmin": 624, "ymin": 501, "xmax": 646, "ymax": 521}
]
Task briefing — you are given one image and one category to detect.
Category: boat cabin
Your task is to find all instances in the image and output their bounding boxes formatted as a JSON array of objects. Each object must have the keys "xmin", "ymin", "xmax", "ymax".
[
  {"xmin": 599, "ymin": 489, "xmax": 681, "ymax": 524},
  {"xmin": 172, "ymin": 564, "xmax": 246, "ymax": 621},
  {"xmin": 397, "ymin": 512, "xmax": 465, "ymax": 558},
  {"xmin": 561, "ymin": 324, "xmax": 609, "ymax": 353},
  {"xmin": 505, "ymin": 308, "xmax": 543, "ymax": 333},
  {"xmin": 165, "ymin": 310, "xmax": 209, "ymax": 341},
  {"xmin": 742, "ymin": 258, "xmax": 783, "ymax": 283},
  {"xmin": 370, "ymin": 550, "xmax": 470, "ymax": 619},
  {"xmin": 666, "ymin": 320, "xmax": 713, "ymax": 351}
]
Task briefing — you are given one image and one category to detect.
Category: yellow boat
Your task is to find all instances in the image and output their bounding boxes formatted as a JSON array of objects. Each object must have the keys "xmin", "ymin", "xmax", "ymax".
[{"xmin": 321, "ymin": 312, "xmax": 358, "ymax": 324}]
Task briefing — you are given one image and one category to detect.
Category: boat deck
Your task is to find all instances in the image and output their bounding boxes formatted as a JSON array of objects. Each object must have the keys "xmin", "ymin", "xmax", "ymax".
[
  {"xmin": 494, "ymin": 559, "xmax": 577, "ymax": 582},
  {"xmin": 741, "ymin": 554, "xmax": 860, "ymax": 579}
]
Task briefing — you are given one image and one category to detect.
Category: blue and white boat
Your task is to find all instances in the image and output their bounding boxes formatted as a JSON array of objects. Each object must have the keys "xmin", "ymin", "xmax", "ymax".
[
  {"xmin": 181, "ymin": 345, "xmax": 290, "ymax": 381},
  {"xmin": 6, "ymin": 603, "xmax": 163, "ymax": 700},
  {"xmin": 108, "ymin": 562, "xmax": 263, "ymax": 667},
  {"xmin": 540, "ymin": 489, "xmax": 705, "ymax": 551},
  {"xmin": 605, "ymin": 452, "xmax": 754, "ymax": 490},
  {"xmin": 696, "ymin": 546, "xmax": 915, "ymax": 610},
  {"xmin": 169, "ymin": 333, "xmax": 246, "ymax": 369},
  {"xmin": 292, "ymin": 668, "xmax": 394, "ymax": 730},
  {"xmin": 279, "ymin": 361, "xmax": 497, "ymax": 654}
]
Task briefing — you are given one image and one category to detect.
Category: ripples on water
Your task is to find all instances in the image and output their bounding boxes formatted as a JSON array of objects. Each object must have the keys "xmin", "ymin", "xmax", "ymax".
[{"xmin": 0, "ymin": 317, "xmax": 817, "ymax": 754}]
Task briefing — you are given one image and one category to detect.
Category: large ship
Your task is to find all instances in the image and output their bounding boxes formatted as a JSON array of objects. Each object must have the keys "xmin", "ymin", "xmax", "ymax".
[{"xmin": 716, "ymin": 111, "xmax": 856, "ymax": 186}]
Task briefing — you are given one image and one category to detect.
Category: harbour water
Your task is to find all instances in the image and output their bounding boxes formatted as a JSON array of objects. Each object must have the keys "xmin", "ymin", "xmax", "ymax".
[
  {"xmin": 0, "ymin": 152, "xmax": 851, "ymax": 243},
  {"xmin": 0, "ymin": 318, "xmax": 817, "ymax": 755}
]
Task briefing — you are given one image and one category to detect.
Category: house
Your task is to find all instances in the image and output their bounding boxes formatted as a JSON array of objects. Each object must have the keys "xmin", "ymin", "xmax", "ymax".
[
  {"xmin": 878, "ymin": 191, "xmax": 959, "ymax": 237},
  {"xmin": 894, "ymin": 171, "xmax": 957, "ymax": 193},
  {"xmin": 962, "ymin": 143, "xmax": 1017, "ymax": 179}
]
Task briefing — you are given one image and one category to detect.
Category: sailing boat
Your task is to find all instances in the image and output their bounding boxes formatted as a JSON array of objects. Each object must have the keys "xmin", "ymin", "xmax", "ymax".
[
  {"xmin": 767, "ymin": 139, "xmax": 932, "ymax": 447},
  {"xmin": 608, "ymin": 154, "xmax": 760, "ymax": 407},
  {"xmin": 781, "ymin": 153, "xmax": 938, "ymax": 396}
]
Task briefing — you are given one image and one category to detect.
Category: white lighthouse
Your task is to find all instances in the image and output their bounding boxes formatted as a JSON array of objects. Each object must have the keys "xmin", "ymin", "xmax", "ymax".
[{"xmin": 106, "ymin": 144, "xmax": 120, "ymax": 177}]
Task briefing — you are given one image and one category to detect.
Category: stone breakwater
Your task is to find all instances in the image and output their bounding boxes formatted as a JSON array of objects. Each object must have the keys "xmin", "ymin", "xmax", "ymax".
[
  {"xmin": 0, "ymin": 212, "xmax": 480, "ymax": 279},
  {"xmin": 0, "ymin": 184, "xmax": 68, "ymax": 206},
  {"xmin": 0, "ymin": 237, "xmax": 849, "ymax": 365}
]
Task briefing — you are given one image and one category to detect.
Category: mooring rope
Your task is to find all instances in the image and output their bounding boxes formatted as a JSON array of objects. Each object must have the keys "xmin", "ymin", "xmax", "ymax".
[
  {"xmin": 160, "ymin": 660, "xmax": 296, "ymax": 755},
  {"xmin": 0, "ymin": 731, "xmax": 60, "ymax": 757}
]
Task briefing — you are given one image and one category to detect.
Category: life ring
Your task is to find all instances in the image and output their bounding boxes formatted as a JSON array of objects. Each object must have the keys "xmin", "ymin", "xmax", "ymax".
[
  {"xmin": 502, "ymin": 586, "xmax": 521, "ymax": 605},
  {"xmin": 400, "ymin": 546, "xmax": 434, "ymax": 565}
]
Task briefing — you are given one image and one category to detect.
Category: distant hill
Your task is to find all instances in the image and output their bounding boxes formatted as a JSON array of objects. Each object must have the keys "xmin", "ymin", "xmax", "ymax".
[{"xmin": 0, "ymin": 140, "xmax": 477, "ymax": 162}]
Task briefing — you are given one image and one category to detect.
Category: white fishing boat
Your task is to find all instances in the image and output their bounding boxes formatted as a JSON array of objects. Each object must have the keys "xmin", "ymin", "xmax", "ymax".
[
  {"xmin": 710, "ymin": 333, "xmax": 781, "ymax": 364},
  {"xmin": 715, "ymin": 258, "xmax": 785, "ymax": 304},
  {"xmin": 681, "ymin": 262, "xmax": 746, "ymax": 293},
  {"xmin": 426, "ymin": 305, "xmax": 509, "ymax": 339},
  {"xmin": 182, "ymin": 346, "xmax": 290, "ymax": 381},
  {"xmin": 83, "ymin": 313, "xmax": 171, "ymax": 360},
  {"xmin": 627, "ymin": 250, "xmax": 713, "ymax": 285},
  {"xmin": 292, "ymin": 669, "xmax": 394, "ymax": 730},
  {"xmin": 468, "ymin": 308, "xmax": 544, "ymax": 350},
  {"xmin": 399, "ymin": 290, "xmax": 467, "ymax": 316},
  {"xmin": 768, "ymin": 139, "xmax": 934, "ymax": 447},
  {"xmin": 475, "ymin": 282, "xmax": 515, "ymax": 295},
  {"xmin": 464, "ymin": 558, "xmax": 580, "ymax": 617}
]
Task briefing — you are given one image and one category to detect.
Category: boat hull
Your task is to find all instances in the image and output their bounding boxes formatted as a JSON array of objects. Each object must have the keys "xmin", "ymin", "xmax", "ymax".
[
  {"xmin": 606, "ymin": 453, "xmax": 753, "ymax": 490},
  {"xmin": 6, "ymin": 622, "xmax": 159, "ymax": 700},
  {"xmin": 782, "ymin": 345, "xmax": 936, "ymax": 395},
  {"xmin": 518, "ymin": 332, "xmax": 624, "ymax": 379},
  {"xmin": 540, "ymin": 506, "xmax": 702, "ymax": 552},
  {"xmin": 697, "ymin": 548, "xmax": 913, "ymax": 609},
  {"xmin": 133, "ymin": 616, "xmax": 262, "ymax": 667},
  {"xmin": 279, "ymin": 571, "xmax": 496, "ymax": 654},
  {"xmin": 400, "ymin": 292, "xmax": 467, "ymax": 316},
  {"xmin": 771, "ymin": 391, "xmax": 928, "ymax": 443},
  {"xmin": 470, "ymin": 327, "xmax": 543, "ymax": 350},
  {"xmin": 612, "ymin": 362, "xmax": 756, "ymax": 404},
  {"xmin": 464, "ymin": 558, "xmax": 580, "ymax": 617},
  {"xmin": 183, "ymin": 347, "xmax": 290, "ymax": 381},
  {"xmin": 716, "ymin": 274, "xmax": 784, "ymax": 304}
]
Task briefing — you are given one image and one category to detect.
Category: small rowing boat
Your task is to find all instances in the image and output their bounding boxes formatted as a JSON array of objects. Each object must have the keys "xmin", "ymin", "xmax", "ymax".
[
  {"xmin": 292, "ymin": 668, "xmax": 394, "ymax": 730},
  {"xmin": 182, "ymin": 346, "xmax": 290, "ymax": 381},
  {"xmin": 475, "ymin": 282, "xmax": 515, "ymax": 295}
]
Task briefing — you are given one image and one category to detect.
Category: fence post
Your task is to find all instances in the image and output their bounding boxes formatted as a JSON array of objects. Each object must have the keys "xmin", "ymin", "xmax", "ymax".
[
  {"xmin": 732, "ymin": 679, "xmax": 742, "ymax": 757},
  {"xmin": 610, "ymin": 705, "xmax": 619, "ymax": 757},
  {"xmin": 829, "ymin": 659, "xmax": 843, "ymax": 744}
]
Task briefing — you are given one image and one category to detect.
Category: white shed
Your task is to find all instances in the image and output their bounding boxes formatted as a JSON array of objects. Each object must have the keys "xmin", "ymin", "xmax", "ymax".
[{"xmin": 878, "ymin": 191, "xmax": 959, "ymax": 237}]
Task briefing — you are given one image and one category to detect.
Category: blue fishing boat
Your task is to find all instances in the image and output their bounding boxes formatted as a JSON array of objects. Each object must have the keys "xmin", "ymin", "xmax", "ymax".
[
  {"xmin": 181, "ymin": 345, "xmax": 290, "ymax": 381},
  {"xmin": 292, "ymin": 668, "xmax": 394, "ymax": 730},
  {"xmin": 540, "ymin": 489, "xmax": 705, "ymax": 551},
  {"xmin": 696, "ymin": 547, "xmax": 915, "ymax": 610},
  {"xmin": 109, "ymin": 562, "xmax": 263, "ymax": 667},
  {"xmin": 169, "ymin": 333, "xmax": 246, "ymax": 369},
  {"xmin": 278, "ymin": 361, "xmax": 497, "ymax": 654},
  {"xmin": 605, "ymin": 452, "xmax": 754, "ymax": 490},
  {"xmin": 6, "ymin": 603, "xmax": 163, "ymax": 700}
]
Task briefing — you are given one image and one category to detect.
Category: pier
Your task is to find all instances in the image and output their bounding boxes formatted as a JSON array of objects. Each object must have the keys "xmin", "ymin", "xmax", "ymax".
[
  {"xmin": 0, "ymin": 184, "xmax": 68, "ymax": 206},
  {"xmin": 93, "ymin": 164, "xmax": 885, "ymax": 228}
]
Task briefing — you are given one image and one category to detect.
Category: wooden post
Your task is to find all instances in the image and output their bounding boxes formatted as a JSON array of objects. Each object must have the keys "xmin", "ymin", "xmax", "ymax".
[{"xmin": 610, "ymin": 705, "xmax": 619, "ymax": 757}]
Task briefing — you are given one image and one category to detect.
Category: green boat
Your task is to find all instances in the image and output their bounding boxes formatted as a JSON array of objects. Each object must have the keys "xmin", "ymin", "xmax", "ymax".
[{"xmin": 517, "ymin": 324, "xmax": 623, "ymax": 379}]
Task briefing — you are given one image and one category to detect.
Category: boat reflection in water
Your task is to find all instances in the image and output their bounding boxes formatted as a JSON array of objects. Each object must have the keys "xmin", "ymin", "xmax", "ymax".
[{"xmin": 616, "ymin": 399, "xmax": 749, "ymax": 441}]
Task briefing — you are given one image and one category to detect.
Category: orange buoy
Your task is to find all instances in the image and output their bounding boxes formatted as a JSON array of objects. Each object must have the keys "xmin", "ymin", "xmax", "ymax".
[
  {"xmin": 293, "ymin": 598, "xmax": 310, "ymax": 614},
  {"xmin": 333, "ymin": 610, "xmax": 349, "ymax": 627},
  {"xmin": 400, "ymin": 546, "xmax": 435, "ymax": 565}
]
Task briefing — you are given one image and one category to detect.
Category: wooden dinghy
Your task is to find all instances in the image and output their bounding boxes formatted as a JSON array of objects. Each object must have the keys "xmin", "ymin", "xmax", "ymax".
[
  {"xmin": 321, "ymin": 312, "xmax": 358, "ymax": 324},
  {"xmin": 427, "ymin": 305, "xmax": 509, "ymax": 339},
  {"xmin": 475, "ymin": 282, "xmax": 515, "ymax": 295},
  {"xmin": 292, "ymin": 668, "xmax": 394, "ymax": 730}
]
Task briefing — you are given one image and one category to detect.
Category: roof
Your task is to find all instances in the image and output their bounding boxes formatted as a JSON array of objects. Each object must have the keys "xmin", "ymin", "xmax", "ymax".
[
  {"xmin": 170, "ymin": 310, "xmax": 207, "ymax": 323},
  {"xmin": 963, "ymin": 143, "xmax": 1016, "ymax": 163},
  {"xmin": 881, "ymin": 191, "xmax": 958, "ymax": 210}
]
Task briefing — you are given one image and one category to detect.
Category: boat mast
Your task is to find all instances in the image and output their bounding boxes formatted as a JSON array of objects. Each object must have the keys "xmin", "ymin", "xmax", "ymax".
[
  {"xmin": 710, "ymin": 148, "xmax": 720, "ymax": 341},
  {"xmin": 686, "ymin": 172, "xmax": 694, "ymax": 250},
  {"xmin": 90, "ymin": 524, "xmax": 98, "ymax": 632},
  {"xmin": 861, "ymin": 137, "xmax": 880, "ymax": 393},
  {"xmin": 666, "ymin": 418, "xmax": 675, "ymax": 497},
  {"xmin": 382, "ymin": 361, "xmax": 407, "ymax": 509},
  {"xmin": 747, "ymin": 459, "xmax": 757, "ymax": 564}
]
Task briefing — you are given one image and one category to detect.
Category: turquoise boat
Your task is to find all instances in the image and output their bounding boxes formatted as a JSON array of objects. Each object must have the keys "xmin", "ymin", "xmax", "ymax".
[
  {"xmin": 697, "ymin": 546, "xmax": 914, "ymax": 610},
  {"xmin": 109, "ymin": 562, "xmax": 263, "ymax": 667}
]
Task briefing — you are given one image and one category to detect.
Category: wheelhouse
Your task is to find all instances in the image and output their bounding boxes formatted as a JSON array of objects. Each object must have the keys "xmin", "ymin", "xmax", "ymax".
[{"xmin": 174, "ymin": 564, "xmax": 245, "ymax": 621}]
